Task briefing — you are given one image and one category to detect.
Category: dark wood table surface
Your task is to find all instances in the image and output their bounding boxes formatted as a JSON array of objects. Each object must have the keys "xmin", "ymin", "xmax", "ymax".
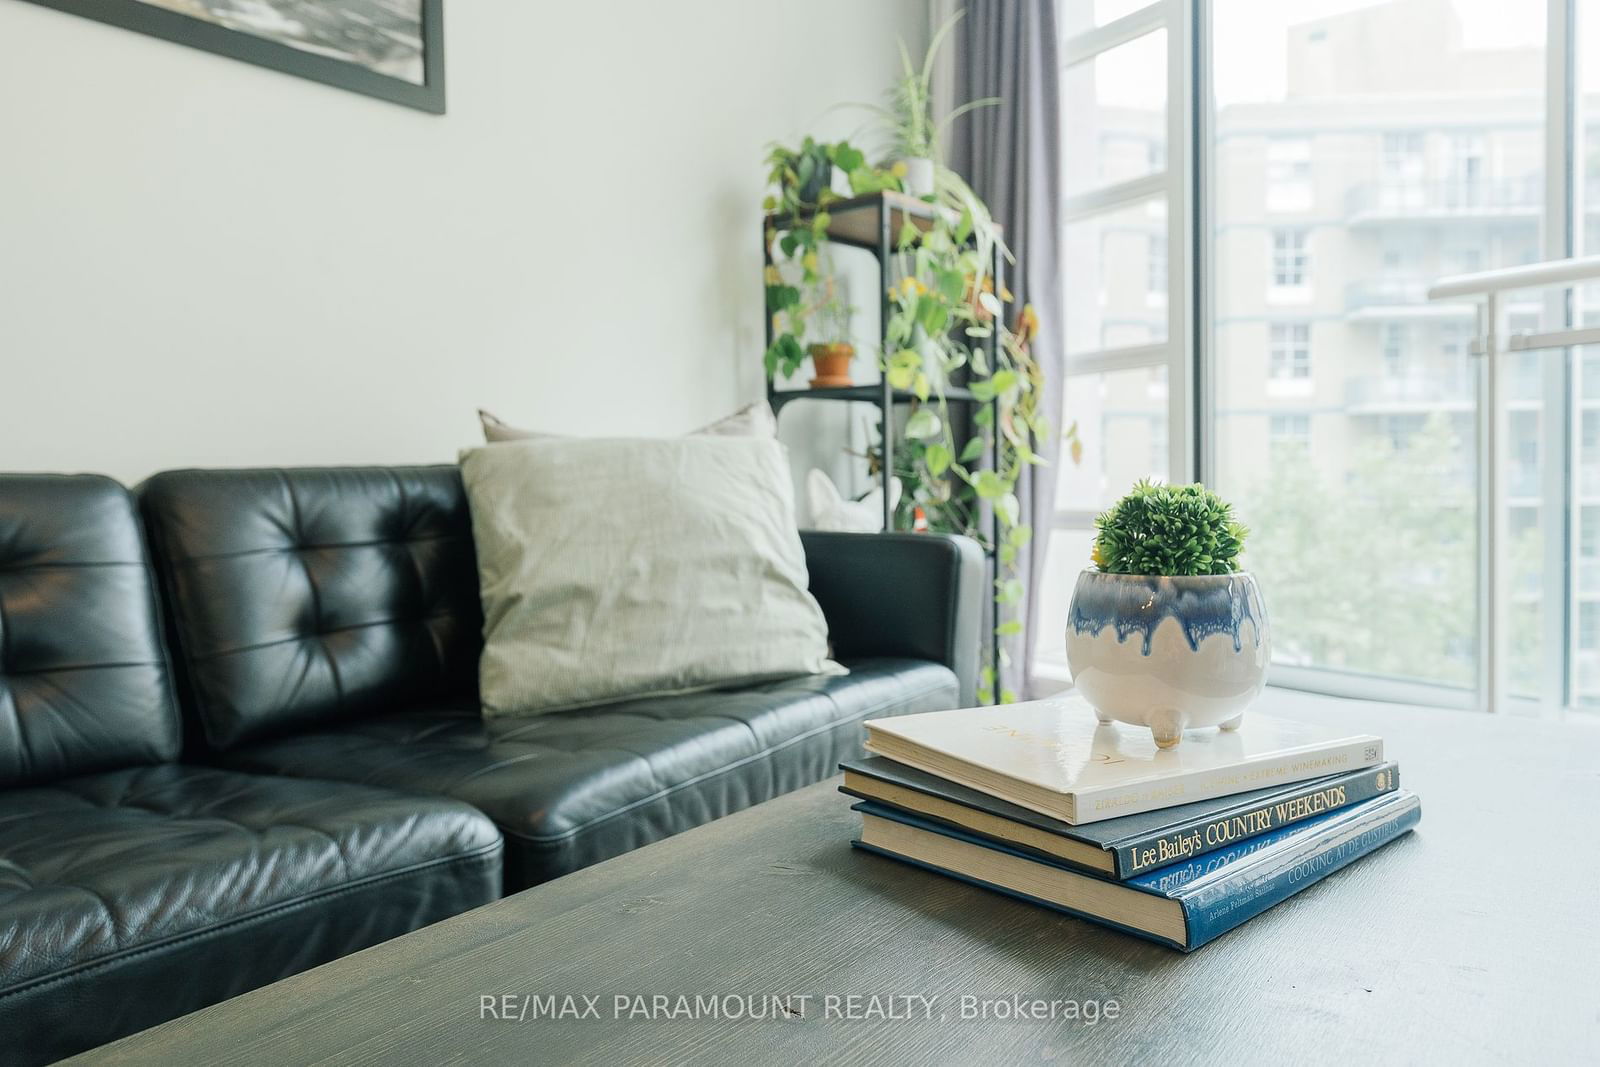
[{"xmin": 75, "ymin": 695, "xmax": 1600, "ymax": 1065}]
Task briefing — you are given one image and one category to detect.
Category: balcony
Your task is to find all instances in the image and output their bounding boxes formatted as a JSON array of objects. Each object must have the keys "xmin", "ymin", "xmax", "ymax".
[
  {"xmin": 1345, "ymin": 373, "xmax": 1473, "ymax": 412},
  {"xmin": 1345, "ymin": 176, "xmax": 1541, "ymax": 225},
  {"xmin": 1345, "ymin": 278, "xmax": 1429, "ymax": 311}
]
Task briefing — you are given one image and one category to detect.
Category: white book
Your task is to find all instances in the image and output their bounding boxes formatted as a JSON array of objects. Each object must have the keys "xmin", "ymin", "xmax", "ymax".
[{"xmin": 863, "ymin": 695, "xmax": 1384, "ymax": 825}]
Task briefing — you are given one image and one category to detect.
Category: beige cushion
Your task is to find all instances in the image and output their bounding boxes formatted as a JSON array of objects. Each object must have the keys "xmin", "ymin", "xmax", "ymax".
[
  {"xmin": 459, "ymin": 436, "xmax": 834, "ymax": 718},
  {"xmin": 479, "ymin": 401, "xmax": 777, "ymax": 443}
]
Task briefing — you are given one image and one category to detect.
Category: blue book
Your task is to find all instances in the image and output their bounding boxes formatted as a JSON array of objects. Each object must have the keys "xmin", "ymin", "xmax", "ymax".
[{"xmin": 852, "ymin": 790, "xmax": 1420, "ymax": 952}]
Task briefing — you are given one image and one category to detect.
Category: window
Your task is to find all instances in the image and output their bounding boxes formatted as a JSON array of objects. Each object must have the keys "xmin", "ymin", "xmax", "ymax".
[
  {"xmin": 1044, "ymin": 3, "xmax": 1191, "ymax": 683},
  {"xmin": 1060, "ymin": 0, "xmax": 1594, "ymax": 713},
  {"xmin": 1266, "ymin": 137, "xmax": 1312, "ymax": 211},
  {"xmin": 1271, "ymin": 228, "xmax": 1308, "ymax": 287},
  {"xmin": 1382, "ymin": 131, "xmax": 1425, "ymax": 164},
  {"xmin": 1382, "ymin": 324, "xmax": 1407, "ymax": 377},
  {"xmin": 1208, "ymin": 0, "xmax": 1546, "ymax": 702},
  {"xmin": 1147, "ymin": 233, "xmax": 1167, "ymax": 299},
  {"xmin": 1268, "ymin": 323, "xmax": 1311, "ymax": 379},
  {"xmin": 1447, "ymin": 132, "xmax": 1487, "ymax": 205}
]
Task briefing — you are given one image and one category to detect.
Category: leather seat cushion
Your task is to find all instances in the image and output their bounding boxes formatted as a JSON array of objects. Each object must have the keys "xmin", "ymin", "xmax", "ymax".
[
  {"xmin": 0, "ymin": 764, "xmax": 502, "ymax": 1064},
  {"xmin": 220, "ymin": 657, "xmax": 956, "ymax": 889}
]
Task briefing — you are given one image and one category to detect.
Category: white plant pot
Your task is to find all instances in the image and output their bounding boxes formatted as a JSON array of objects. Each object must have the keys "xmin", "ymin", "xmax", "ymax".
[
  {"xmin": 1064, "ymin": 570, "xmax": 1270, "ymax": 749},
  {"xmin": 901, "ymin": 157, "xmax": 935, "ymax": 198}
]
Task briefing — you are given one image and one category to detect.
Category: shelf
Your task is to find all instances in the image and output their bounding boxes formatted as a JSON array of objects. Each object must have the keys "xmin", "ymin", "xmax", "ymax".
[
  {"xmin": 764, "ymin": 190, "xmax": 956, "ymax": 251},
  {"xmin": 768, "ymin": 384, "xmax": 978, "ymax": 412}
]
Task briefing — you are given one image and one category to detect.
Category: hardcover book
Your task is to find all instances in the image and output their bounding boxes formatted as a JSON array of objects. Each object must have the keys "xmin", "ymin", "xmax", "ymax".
[
  {"xmin": 863, "ymin": 695, "xmax": 1384, "ymax": 825},
  {"xmin": 852, "ymin": 790, "xmax": 1421, "ymax": 952},
  {"xmin": 840, "ymin": 757, "xmax": 1400, "ymax": 879}
]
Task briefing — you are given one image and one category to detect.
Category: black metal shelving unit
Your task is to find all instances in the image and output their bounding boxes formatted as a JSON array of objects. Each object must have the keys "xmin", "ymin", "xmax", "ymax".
[{"xmin": 763, "ymin": 190, "xmax": 1004, "ymax": 698}]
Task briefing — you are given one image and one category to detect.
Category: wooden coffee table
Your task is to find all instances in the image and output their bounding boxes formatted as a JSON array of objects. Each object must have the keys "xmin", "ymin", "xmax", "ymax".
[{"xmin": 73, "ymin": 695, "xmax": 1600, "ymax": 1064}]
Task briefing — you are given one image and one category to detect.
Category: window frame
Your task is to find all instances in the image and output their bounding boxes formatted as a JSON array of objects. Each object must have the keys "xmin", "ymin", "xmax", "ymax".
[
  {"xmin": 1193, "ymin": 0, "xmax": 1581, "ymax": 714},
  {"xmin": 1057, "ymin": 0, "xmax": 1196, "ymax": 538}
]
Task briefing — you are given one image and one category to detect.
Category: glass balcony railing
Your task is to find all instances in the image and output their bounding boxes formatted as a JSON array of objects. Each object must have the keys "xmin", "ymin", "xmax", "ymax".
[{"xmin": 1346, "ymin": 176, "xmax": 1542, "ymax": 220}]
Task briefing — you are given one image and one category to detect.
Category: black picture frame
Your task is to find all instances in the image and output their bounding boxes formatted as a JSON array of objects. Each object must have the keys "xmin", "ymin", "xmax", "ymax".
[{"xmin": 19, "ymin": 0, "xmax": 446, "ymax": 114}]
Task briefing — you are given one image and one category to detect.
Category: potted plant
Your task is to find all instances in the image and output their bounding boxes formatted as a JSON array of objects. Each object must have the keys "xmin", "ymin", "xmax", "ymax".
[
  {"xmin": 860, "ymin": 12, "xmax": 999, "ymax": 198},
  {"xmin": 1065, "ymin": 481, "xmax": 1269, "ymax": 749},
  {"xmin": 805, "ymin": 274, "xmax": 855, "ymax": 387}
]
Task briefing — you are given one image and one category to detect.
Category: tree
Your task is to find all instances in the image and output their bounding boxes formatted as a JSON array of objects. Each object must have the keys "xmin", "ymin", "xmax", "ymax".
[{"xmin": 1238, "ymin": 414, "xmax": 1478, "ymax": 687}]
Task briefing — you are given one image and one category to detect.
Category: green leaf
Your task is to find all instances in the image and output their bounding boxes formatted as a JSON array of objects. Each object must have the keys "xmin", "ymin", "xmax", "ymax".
[
  {"xmin": 955, "ymin": 207, "xmax": 974, "ymax": 243},
  {"xmin": 898, "ymin": 221, "xmax": 921, "ymax": 249},
  {"xmin": 925, "ymin": 443, "xmax": 952, "ymax": 477},
  {"xmin": 968, "ymin": 378, "xmax": 997, "ymax": 402},
  {"xmin": 999, "ymin": 688, "xmax": 1018, "ymax": 704},
  {"xmin": 886, "ymin": 364, "xmax": 916, "ymax": 390},
  {"xmin": 765, "ymin": 284, "xmax": 800, "ymax": 314},
  {"xmin": 995, "ymin": 491, "xmax": 1020, "ymax": 528},
  {"xmin": 913, "ymin": 371, "xmax": 930, "ymax": 402},
  {"xmin": 937, "ymin": 269, "xmax": 966, "ymax": 304},
  {"xmin": 995, "ymin": 578, "xmax": 1023, "ymax": 604},
  {"xmin": 830, "ymin": 142, "xmax": 865, "ymax": 173},
  {"xmin": 973, "ymin": 470, "xmax": 1007, "ymax": 500},
  {"xmin": 905, "ymin": 409, "xmax": 941, "ymax": 440},
  {"xmin": 988, "ymin": 369, "xmax": 1020, "ymax": 396},
  {"xmin": 996, "ymin": 620, "xmax": 1024, "ymax": 637},
  {"xmin": 915, "ymin": 295, "xmax": 949, "ymax": 335},
  {"xmin": 960, "ymin": 436, "xmax": 985, "ymax": 462}
]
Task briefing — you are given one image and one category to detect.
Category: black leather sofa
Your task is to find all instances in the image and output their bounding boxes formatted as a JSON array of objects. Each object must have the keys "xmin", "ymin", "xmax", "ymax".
[
  {"xmin": 0, "ymin": 475, "xmax": 504, "ymax": 1065},
  {"xmin": 1, "ymin": 464, "xmax": 978, "ymax": 1062},
  {"xmin": 138, "ymin": 466, "xmax": 980, "ymax": 890}
]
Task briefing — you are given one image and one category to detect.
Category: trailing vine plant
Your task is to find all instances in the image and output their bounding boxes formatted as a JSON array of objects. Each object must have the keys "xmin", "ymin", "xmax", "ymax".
[{"xmin": 761, "ymin": 15, "xmax": 1066, "ymax": 704}]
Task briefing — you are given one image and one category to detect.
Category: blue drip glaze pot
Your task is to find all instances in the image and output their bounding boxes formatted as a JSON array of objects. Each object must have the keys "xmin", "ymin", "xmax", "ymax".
[{"xmin": 1065, "ymin": 570, "xmax": 1270, "ymax": 749}]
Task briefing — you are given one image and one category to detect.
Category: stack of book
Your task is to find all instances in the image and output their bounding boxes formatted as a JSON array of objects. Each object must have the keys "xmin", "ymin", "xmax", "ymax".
[{"xmin": 843, "ymin": 695, "xmax": 1420, "ymax": 952}]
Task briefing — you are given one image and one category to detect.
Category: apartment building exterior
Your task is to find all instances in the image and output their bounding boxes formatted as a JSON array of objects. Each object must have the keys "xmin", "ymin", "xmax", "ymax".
[{"xmin": 1058, "ymin": 0, "xmax": 1600, "ymax": 698}]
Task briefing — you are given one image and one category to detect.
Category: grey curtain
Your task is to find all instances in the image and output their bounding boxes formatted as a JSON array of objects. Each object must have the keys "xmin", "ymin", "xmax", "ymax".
[{"xmin": 947, "ymin": 1, "xmax": 1064, "ymax": 700}]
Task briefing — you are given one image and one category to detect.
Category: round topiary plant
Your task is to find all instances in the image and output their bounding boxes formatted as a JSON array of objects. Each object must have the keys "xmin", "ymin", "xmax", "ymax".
[{"xmin": 1090, "ymin": 480, "xmax": 1247, "ymax": 576}]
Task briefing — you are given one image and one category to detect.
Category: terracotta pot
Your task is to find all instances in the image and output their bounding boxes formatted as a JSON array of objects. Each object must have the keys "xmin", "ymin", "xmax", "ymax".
[{"xmin": 808, "ymin": 343, "xmax": 855, "ymax": 387}]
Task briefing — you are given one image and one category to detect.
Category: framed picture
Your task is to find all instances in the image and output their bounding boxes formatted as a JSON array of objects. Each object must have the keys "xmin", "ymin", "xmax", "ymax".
[{"xmin": 20, "ymin": 0, "xmax": 445, "ymax": 114}]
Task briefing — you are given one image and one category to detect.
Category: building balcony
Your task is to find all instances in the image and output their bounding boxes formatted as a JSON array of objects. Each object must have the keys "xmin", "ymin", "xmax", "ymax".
[
  {"xmin": 1345, "ymin": 176, "xmax": 1541, "ymax": 225},
  {"xmin": 1345, "ymin": 373, "xmax": 1473, "ymax": 411},
  {"xmin": 1344, "ymin": 279, "xmax": 1478, "ymax": 321}
]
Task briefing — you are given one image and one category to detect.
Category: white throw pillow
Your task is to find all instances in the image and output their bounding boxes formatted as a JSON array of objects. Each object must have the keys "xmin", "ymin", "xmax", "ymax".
[
  {"xmin": 478, "ymin": 401, "xmax": 777, "ymax": 443},
  {"xmin": 459, "ymin": 436, "xmax": 835, "ymax": 718}
]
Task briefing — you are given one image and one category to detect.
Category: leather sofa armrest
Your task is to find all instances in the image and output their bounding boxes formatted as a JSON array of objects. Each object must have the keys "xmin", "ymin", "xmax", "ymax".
[{"xmin": 800, "ymin": 531, "xmax": 984, "ymax": 705}]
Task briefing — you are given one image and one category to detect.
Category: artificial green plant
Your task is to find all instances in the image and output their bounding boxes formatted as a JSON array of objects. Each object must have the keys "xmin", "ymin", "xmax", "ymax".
[{"xmin": 1091, "ymin": 481, "xmax": 1248, "ymax": 577}]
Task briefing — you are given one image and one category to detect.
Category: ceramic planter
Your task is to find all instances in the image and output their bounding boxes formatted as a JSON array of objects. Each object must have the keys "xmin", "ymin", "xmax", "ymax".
[
  {"xmin": 1065, "ymin": 570, "xmax": 1270, "ymax": 749},
  {"xmin": 808, "ymin": 343, "xmax": 854, "ymax": 387},
  {"xmin": 901, "ymin": 157, "xmax": 935, "ymax": 198}
]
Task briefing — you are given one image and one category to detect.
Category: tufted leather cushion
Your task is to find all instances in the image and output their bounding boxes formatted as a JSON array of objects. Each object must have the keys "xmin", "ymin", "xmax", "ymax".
[
  {"xmin": 139, "ymin": 467, "xmax": 482, "ymax": 751},
  {"xmin": 221, "ymin": 657, "xmax": 957, "ymax": 889},
  {"xmin": 0, "ymin": 763, "xmax": 502, "ymax": 1064},
  {"xmin": 0, "ymin": 475, "xmax": 181, "ymax": 787}
]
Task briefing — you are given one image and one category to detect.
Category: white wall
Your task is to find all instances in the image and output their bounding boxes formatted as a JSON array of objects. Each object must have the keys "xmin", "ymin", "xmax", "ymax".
[{"xmin": 0, "ymin": 0, "xmax": 924, "ymax": 485}]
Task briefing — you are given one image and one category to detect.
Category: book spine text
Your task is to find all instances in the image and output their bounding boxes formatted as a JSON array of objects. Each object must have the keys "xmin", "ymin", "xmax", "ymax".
[{"xmin": 1116, "ymin": 763, "xmax": 1400, "ymax": 876}]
